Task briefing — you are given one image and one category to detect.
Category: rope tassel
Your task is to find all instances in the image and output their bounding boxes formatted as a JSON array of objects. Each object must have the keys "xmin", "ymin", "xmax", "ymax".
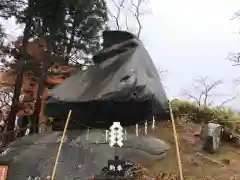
[
  {"xmin": 124, "ymin": 129, "xmax": 127, "ymax": 140},
  {"xmin": 145, "ymin": 121, "xmax": 147, "ymax": 135},
  {"xmin": 86, "ymin": 128, "xmax": 89, "ymax": 140},
  {"xmin": 136, "ymin": 124, "xmax": 138, "ymax": 137},
  {"xmin": 105, "ymin": 130, "xmax": 109, "ymax": 142},
  {"xmin": 152, "ymin": 116, "xmax": 155, "ymax": 130}
]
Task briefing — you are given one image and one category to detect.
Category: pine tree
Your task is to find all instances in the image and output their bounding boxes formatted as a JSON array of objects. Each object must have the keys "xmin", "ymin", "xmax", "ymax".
[
  {"xmin": 0, "ymin": 0, "xmax": 109, "ymax": 135},
  {"xmin": 0, "ymin": 0, "xmax": 34, "ymax": 143},
  {"xmin": 29, "ymin": 0, "xmax": 108, "ymax": 133},
  {"xmin": 64, "ymin": 0, "xmax": 108, "ymax": 64}
]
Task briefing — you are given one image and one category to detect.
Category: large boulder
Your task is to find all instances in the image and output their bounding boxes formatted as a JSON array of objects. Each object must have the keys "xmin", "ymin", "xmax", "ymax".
[
  {"xmin": 0, "ymin": 130, "xmax": 170, "ymax": 180},
  {"xmin": 46, "ymin": 30, "xmax": 168, "ymax": 129}
]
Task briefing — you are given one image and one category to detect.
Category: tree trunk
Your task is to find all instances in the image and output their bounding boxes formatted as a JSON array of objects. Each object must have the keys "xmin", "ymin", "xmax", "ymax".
[
  {"xmin": 4, "ymin": 0, "xmax": 33, "ymax": 144},
  {"xmin": 31, "ymin": 66, "xmax": 47, "ymax": 133},
  {"xmin": 31, "ymin": 37, "xmax": 52, "ymax": 133}
]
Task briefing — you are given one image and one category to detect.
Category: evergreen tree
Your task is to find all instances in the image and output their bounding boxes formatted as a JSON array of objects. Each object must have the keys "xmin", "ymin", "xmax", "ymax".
[
  {"xmin": 30, "ymin": 0, "xmax": 108, "ymax": 64},
  {"xmin": 0, "ymin": 0, "xmax": 34, "ymax": 142},
  {"xmin": 29, "ymin": 0, "xmax": 108, "ymax": 132},
  {"xmin": 0, "ymin": 0, "xmax": 109, "ymax": 135},
  {"xmin": 64, "ymin": 0, "xmax": 108, "ymax": 64}
]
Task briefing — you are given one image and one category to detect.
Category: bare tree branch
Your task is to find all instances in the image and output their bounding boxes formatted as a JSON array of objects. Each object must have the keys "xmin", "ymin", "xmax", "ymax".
[
  {"xmin": 228, "ymin": 52, "xmax": 240, "ymax": 66},
  {"xmin": 124, "ymin": 13, "xmax": 130, "ymax": 31},
  {"xmin": 183, "ymin": 76, "xmax": 224, "ymax": 107},
  {"xmin": 200, "ymin": 77, "xmax": 223, "ymax": 106},
  {"xmin": 233, "ymin": 77, "xmax": 240, "ymax": 87},
  {"xmin": 207, "ymin": 100, "xmax": 213, "ymax": 106},
  {"xmin": 158, "ymin": 68, "xmax": 167, "ymax": 75},
  {"xmin": 158, "ymin": 68, "xmax": 168, "ymax": 80},
  {"xmin": 218, "ymin": 93, "xmax": 239, "ymax": 108},
  {"xmin": 108, "ymin": 0, "xmax": 125, "ymax": 31},
  {"xmin": 228, "ymin": 11, "xmax": 240, "ymax": 65},
  {"xmin": 108, "ymin": 0, "xmax": 149, "ymax": 38},
  {"xmin": 184, "ymin": 90, "xmax": 202, "ymax": 107},
  {"xmin": 230, "ymin": 9, "xmax": 240, "ymax": 20},
  {"xmin": 131, "ymin": 0, "xmax": 143, "ymax": 38}
]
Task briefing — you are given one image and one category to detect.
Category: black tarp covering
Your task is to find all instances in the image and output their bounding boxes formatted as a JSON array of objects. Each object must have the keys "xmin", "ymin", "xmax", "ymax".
[{"xmin": 46, "ymin": 31, "xmax": 168, "ymax": 129}]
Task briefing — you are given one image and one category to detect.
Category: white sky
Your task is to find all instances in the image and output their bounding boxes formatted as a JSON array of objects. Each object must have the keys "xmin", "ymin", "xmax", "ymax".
[
  {"xmin": 2, "ymin": 0, "xmax": 240, "ymax": 109},
  {"xmin": 141, "ymin": 0, "xmax": 240, "ymax": 109}
]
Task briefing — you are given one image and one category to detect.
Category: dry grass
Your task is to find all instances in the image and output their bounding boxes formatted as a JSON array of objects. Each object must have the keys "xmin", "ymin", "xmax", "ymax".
[{"xmin": 137, "ymin": 120, "xmax": 240, "ymax": 180}]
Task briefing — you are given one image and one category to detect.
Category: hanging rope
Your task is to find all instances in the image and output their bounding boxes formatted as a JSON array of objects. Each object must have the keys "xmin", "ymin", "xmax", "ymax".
[
  {"xmin": 169, "ymin": 101, "xmax": 184, "ymax": 180},
  {"xmin": 47, "ymin": 102, "xmax": 183, "ymax": 179},
  {"xmin": 51, "ymin": 110, "xmax": 72, "ymax": 180}
]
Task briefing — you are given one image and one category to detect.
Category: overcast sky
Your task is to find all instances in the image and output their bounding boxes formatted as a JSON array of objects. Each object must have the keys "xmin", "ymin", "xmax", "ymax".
[
  {"xmin": 141, "ymin": 0, "xmax": 240, "ymax": 109},
  {"xmin": 2, "ymin": 0, "xmax": 240, "ymax": 109}
]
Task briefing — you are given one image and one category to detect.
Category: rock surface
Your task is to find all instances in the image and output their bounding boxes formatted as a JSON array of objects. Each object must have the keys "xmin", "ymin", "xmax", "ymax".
[{"xmin": 0, "ymin": 130, "xmax": 170, "ymax": 180}]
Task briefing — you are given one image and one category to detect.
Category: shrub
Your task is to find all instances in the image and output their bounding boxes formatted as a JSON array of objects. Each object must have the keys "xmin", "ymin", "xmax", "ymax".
[{"xmin": 170, "ymin": 99, "xmax": 240, "ymax": 133}]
